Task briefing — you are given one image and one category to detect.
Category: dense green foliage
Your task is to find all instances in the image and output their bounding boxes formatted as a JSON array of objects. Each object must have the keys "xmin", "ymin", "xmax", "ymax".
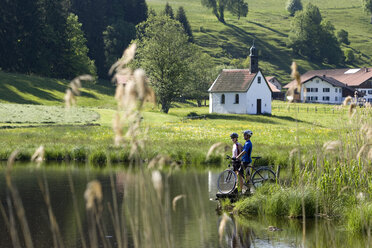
[
  {"xmin": 65, "ymin": 14, "xmax": 97, "ymax": 77},
  {"xmin": 226, "ymin": 0, "xmax": 248, "ymax": 20},
  {"xmin": 0, "ymin": 0, "xmax": 95, "ymax": 78},
  {"xmin": 286, "ymin": 0, "xmax": 303, "ymax": 16},
  {"xmin": 337, "ymin": 29, "xmax": 350, "ymax": 45},
  {"xmin": 287, "ymin": 3, "xmax": 344, "ymax": 64},
  {"xmin": 176, "ymin": 7, "xmax": 194, "ymax": 42},
  {"xmin": 362, "ymin": 0, "xmax": 372, "ymax": 23},
  {"xmin": 135, "ymin": 15, "xmax": 213, "ymax": 113},
  {"xmin": 71, "ymin": 0, "xmax": 148, "ymax": 78},
  {"xmin": 344, "ymin": 49, "xmax": 355, "ymax": 63},
  {"xmin": 163, "ymin": 2, "xmax": 175, "ymax": 18},
  {"xmin": 0, "ymin": 0, "xmax": 148, "ymax": 79},
  {"xmin": 103, "ymin": 20, "xmax": 136, "ymax": 68}
]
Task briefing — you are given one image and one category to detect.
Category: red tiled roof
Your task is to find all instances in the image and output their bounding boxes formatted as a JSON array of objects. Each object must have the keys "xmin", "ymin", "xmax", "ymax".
[
  {"xmin": 284, "ymin": 68, "xmax": 372, "ymax": 88},
  {"xmin": 267, "ymin": 81, "xmax": 280, "ymax": 92},
  {"xmin": 208, "ymin": 69, "xmax": 257, "ymax": 92}
]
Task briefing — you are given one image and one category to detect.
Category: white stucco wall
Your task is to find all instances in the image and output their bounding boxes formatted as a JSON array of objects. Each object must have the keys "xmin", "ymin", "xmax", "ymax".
[
  {"xmin": 246, "ymin": 71, "xmax": 272, "ymax": 114},
  {"xmin": 209, "ymin": 71, "xmax": 272, "ymax": 114},
  {"xmin": 209, "ymin": 92, "xmax": 247, "ymax": 114},
  {"xmin": 357, "ymin": 88, "xmax": 372, "ymax": 103},
  {"xmin": 300, "ymin": 78, "xmax": 343, "ymax": 104}
]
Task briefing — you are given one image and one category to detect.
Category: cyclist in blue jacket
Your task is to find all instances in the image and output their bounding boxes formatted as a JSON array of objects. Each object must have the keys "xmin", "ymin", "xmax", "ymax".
[{"xmin": 236, "ymin": 130, "xmax": 253, "ymax": 180}]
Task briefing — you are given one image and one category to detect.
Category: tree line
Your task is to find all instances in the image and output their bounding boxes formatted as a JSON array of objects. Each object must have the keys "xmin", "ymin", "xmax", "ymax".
[{"xmin": 0, "ymin": 0, "xmax": 147, "ymax": 79}]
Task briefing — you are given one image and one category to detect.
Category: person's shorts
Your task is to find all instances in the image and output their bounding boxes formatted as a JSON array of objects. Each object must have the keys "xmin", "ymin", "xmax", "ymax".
[{"xmin": 233, "ymin": 161, "xmax": 246, "ymax": 178}]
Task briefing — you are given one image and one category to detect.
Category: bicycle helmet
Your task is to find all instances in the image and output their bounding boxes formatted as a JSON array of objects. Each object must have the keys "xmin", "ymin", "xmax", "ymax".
[
  {"xmin": 243, "ymin": 130, "xmax": 253, "ymax": 137},
  {"xmin": 230, "ymin": 132, "xmax": 239, "ymax": 139}
]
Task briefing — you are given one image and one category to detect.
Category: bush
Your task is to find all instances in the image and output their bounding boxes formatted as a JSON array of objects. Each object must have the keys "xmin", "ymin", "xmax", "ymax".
[
  {"xmin": 89, "ymin": 150, "xmax": 107, "ymax": 166},
  {"xmin": 187, "ymin": 112, "xmax": 199, "ymax": 117},
  {"xmin": 45, "ymin": 147, "xmax": 67, "ymax": 160},
  {"xmin": 286, "ymin": 0, "xmax": 303, "ymax": 16},
  {"xmin": 71, "ymin": 146, "xmax": 89, "ymax": 161},
  {"xmin": 337, "ymin": 29, "xmax": 350, "ymax": 45},
  {"xmin": 344, "ymin": 49, "xmax": 355, "ymax": 63},
  {"xmin": 346, "ymin": 202, "xmax": 372, "ymax": 234}
]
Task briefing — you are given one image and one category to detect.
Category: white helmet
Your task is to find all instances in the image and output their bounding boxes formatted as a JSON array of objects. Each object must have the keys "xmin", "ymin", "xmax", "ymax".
[{"xmin": 243, "ymin": 130, "xmax": 253, "ymax": 137}]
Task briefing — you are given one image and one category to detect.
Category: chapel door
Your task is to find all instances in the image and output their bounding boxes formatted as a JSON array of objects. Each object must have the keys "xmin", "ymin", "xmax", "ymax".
[{"xmin": 257, "ymin": 99, "xmax": 262, "ymax": 114}]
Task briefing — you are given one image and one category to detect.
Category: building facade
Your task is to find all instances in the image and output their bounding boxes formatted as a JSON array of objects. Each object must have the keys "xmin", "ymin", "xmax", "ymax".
[
  {"xmin": 209, "ymin": 70, "xmax": 272, "ymax": 115},
  {"xmin": 284, "ymin": 68, "xmax": 372, "ymax": 104}
]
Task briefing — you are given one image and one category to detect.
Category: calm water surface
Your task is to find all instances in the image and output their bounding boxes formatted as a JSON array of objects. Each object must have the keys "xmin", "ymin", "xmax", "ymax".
[{"xmin": 0, "ymin": 165, "xmax": 370, "ymax": 247}]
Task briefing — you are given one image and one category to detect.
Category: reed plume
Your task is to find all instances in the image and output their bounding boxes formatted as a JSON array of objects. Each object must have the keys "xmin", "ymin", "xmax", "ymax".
[
  {"xmin": 323, "ymin": 140, "xmax": 341, "ymax": 152},
  {"xmin": 218, "ymin": 213, "xmax": 229, "ymax": 244},
  {"xmin": 286, "ymin": 61, "xmax": 302, "ymax": 102},
  {"xmin": 84, "ymin": 180, "xmax": 103, "ymax": 210},
  {"xmin": 172, "ymin": 195, "xmax": 186, "ymax": 211},
  {"xmin": 151, "ymin": 170, "xmax": 163, "ymax": 199},
  {"xmin": 206, "ymin": 142, "xmax": 229, "ymax": 160},
  {"xmin": 31, "ymin": 145, "xmax": 45, "ymax": 165},
  {"xmin": 64, "ymin": 74, "xmax": 93, "ymax": 108},
  {"xmin": 110, "ymin": 43, "xmax": 155, "ymax": 164}
]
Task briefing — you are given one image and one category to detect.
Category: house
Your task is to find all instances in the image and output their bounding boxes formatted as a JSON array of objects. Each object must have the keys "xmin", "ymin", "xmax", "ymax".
[
  {"xmin": 284, "ymin": 68, "xmax": 372, "ymax": 103},
  {"xmin": 266, "ymin": 76, "xmax": 285, "ymax": 100},
  {"xmin": 208, "ymin": 44, "xmax": 272, "ymax": 115},
  {"xmin": 266, "ymin": 76, "xmax": 282, "ymax": 91}
]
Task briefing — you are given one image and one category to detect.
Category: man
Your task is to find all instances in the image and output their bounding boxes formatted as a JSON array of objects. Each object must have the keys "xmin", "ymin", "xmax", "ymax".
[{"xmin": 236, "ymin": 130, "xmax": 253, "ymax": 193}]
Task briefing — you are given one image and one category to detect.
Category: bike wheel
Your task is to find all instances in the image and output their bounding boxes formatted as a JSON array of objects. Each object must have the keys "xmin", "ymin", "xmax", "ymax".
[
  {"xmin": 251, "ymin": 167, "xmax": 276, "ymax": 188},
  {"xmin": 217, "ymin": 169, "xmax": 237, "ymax": 194}
]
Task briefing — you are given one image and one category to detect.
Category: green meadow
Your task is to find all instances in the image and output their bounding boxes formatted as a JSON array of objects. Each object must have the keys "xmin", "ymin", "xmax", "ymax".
[
  {"xmin": 147, "ymin": 0, "xmax": 372, "ymax": 83},
  {"xmin": 0, "ymin": 71, "xmax": 358, "ymax": 166}
]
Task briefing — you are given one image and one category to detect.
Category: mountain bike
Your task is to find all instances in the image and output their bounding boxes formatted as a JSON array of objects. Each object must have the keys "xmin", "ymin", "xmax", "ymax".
[{"xmin": 217, "ymin": 156, "xmax": 276, "ymax": 194}]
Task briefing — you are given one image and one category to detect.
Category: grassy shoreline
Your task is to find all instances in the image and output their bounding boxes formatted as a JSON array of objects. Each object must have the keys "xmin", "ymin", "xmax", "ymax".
[{"xmin": 0, "ymin": 101, "xmax": 359, "ymax": 167}]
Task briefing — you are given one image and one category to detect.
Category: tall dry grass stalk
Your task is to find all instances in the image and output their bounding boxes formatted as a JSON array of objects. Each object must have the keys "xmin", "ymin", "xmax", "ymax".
[
  {"xmin": 286, "ymin": 62, "xmax": 302, "ymax": 103},
  {"xmin": 206, "ymin": 142, "xmax": 230, "ymax": 161},
  {"xmin": 64, "ymin": 75, "xmax": 94, "ymax": 108},
  {"xmin": 31, "ymin": 145, "xmax": 45, "ymax": 166},
  {"xmin": 109, "ymin": 43, "xmax": 155, "ymax": 162},
  {"xmin": 38, "ymin": 173, "xmax": 65, "ymax": 248},
  {"xmin": 5, "ymin": 150, "xmax": 35, "ymax": 248}
]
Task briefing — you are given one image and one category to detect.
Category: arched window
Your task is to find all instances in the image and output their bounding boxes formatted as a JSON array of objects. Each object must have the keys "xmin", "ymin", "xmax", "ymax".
[
  {"xmin": 221, "ymin": 94, "xmax": 225, "ymax": 104},
  {"xmin": 234, "ymin": 94, "xmax": 239, "ymax": 104},
  {"xmin": 257, "ymin": 76, "xmax": 261, "ymax": 84}
]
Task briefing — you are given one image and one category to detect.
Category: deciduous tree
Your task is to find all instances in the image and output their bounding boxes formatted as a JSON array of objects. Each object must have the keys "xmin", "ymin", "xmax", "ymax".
[
  {"xmin": 286, "ymin": 0, "xmax": 302, "ymax": 16},
  {"xmin": 202, "ymin": 0, "xmax": 249, "ymax": 23},
  {"xmin": 135, "ymin": 15, "xmax": 212, "ymax": 113},
  {"xmin": 227, "ymin": 0, "xmax": 248, "ymax": 20},
  {"xmin": 362, "ymin": 0, "xmax": 372, "ymax": 24},
  {"xmin": 287, "ymin": 3, "xmax": 343, "ymax": 64}
]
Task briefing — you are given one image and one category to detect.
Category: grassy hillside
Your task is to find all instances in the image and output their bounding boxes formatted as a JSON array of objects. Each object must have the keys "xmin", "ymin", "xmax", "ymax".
[
  {"xmin": 0, "ymin": 71, "xmax": 116, "ymax": 108},
  {"xmin": 147, "ymin": 0, "xmax": 372, "ymax": 84}
]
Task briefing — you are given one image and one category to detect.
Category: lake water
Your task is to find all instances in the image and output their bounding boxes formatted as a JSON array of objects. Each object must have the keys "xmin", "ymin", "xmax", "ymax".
[{"xmin": 0, "ymin": 165, "xmax": 370, "ymax": 247}]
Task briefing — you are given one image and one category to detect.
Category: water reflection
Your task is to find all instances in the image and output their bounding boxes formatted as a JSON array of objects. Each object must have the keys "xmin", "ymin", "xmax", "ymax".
[{"xmin": 0, "ymin": 165, "xmax": 370, "ymax": 248}]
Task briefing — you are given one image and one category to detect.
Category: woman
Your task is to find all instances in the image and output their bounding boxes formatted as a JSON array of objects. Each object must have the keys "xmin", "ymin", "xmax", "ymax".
[
  {"xmin": 230, "ymin": 133, "xmax": 244, "ymax": 192},
  {"xmin": 230, "ymin": 132, "xmax": 242, "ymax": 158}
]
